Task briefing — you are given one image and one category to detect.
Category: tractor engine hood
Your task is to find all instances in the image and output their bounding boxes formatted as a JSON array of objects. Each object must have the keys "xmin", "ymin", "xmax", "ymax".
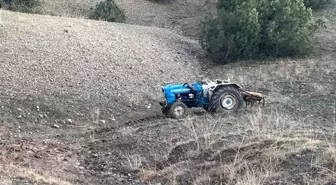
[
  {"xmin": 162, "ymin": 84, "xmax": 191, "ymax": 94},
  {"xmin": 161, "ymin": 84, "xmax": 192, "ymax": 106}
]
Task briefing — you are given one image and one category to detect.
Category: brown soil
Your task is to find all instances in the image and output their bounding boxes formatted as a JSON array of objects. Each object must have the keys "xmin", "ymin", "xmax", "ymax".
[{"xmin": 0, "ymin": 10, "xmax": 203, "ymax": 124}]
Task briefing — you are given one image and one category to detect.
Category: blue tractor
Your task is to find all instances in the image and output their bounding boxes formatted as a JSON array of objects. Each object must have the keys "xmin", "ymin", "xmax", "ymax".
[{"xmin": 159, "ymin": 79, "xmax": 248, "ymax": 119}]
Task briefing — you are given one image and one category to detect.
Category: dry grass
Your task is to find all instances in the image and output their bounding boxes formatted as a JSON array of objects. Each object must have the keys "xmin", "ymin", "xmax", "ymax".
[
  {"xmin": 123, "ymin": 153, "xmax": 144, "ymax": 170},
  {"xmin": 180, "ymin": 117, "xmax": 222, "ymax": 151},
  {"xmin": 318, "ymin": 147, "xmax": 336, "ymax": 171},
  {"xmin": 0, "ymin": 163, "xmax": 72, "ymax": 185},
  {"xmin": 234, "ymin": 165, "xmax": 271, "ymax": 185},
  {"xmin": 139, "ymin": 161, "xmax": 193, "ymax": 184},
  {"xmin": 139, "ymin": 169, "xmax": 158, "ymax": 182},
  {"xmin": 137, "ymin": 106, "xmax": 335, "ymax": 184}
]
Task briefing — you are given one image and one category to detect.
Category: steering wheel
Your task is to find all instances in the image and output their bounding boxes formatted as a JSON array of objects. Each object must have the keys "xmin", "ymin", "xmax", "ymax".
[{"xmin": 183, "ymin": 83, "xmax": 196, "ymax": 92}]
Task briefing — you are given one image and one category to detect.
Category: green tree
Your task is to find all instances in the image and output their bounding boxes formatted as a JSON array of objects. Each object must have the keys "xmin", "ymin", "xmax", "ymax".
[
  {"xmin": 258, "ymin": 0, "xmax": 313, "ymax": 57},
  {"xmin": 200, "ymin": 0, "xmax": 323, "ymax": 62},
  {"xmin": 90, "ymin": 0, "xmax": 126, "ymax": 23},
  {"xmin": 201, "ymin": 0, "xmax": 260, "ymax": 61}
]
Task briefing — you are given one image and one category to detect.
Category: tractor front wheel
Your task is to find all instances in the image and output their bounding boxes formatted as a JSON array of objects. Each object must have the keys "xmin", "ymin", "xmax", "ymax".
[
  {"xmin": 161, "ymin": 107, "xmax": 170, "ymax": 117},
  {"xmin": 209, "ymin": 86, "xmax": 243, "ymax": 113},
  {"xmin": 169, "ymin": 102, "xmax": 188, "ymax": 119},
  {"xmin": 203, "ymin": 104, "xmax": 210, "ymax": 111}
]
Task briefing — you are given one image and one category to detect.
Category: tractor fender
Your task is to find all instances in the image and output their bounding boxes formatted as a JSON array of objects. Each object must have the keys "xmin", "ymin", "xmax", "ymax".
[
  {"xmin": 213, "ymin": 83, "xmax": 242, "ymax": 91},
  {"xmin": 205, "ymin": 83, "xmax": 242, "ymax": 100}
]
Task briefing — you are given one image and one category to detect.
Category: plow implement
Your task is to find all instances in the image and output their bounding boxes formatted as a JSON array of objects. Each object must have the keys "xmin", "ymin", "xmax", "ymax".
[{"xmin": 241, "ymin": 90, "xmax": 265, "ymax": 107}]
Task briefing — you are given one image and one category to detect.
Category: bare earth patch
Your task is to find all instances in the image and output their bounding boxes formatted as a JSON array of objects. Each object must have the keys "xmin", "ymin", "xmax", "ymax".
[{"xmin": 0, "ymin": 10, "xmax": 203, "ymax": 123}]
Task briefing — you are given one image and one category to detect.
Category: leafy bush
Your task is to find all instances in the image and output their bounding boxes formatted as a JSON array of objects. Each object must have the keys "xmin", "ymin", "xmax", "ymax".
[
  {"xmin": 304, "ymin": 0, "xmax": 334, "ymax": 10},
  {"xmin": 0, "ymin": 0, "xmax": 40, "ymax": 13},
  {"xmin": 258, "ymin": 0, "xmax": 314, "ymax": 57},
  {"xmin": 201, "ymin": 0, "xmax": 261, "ymax": 61},
  {"xmin": 200, "ymin": 0, "xmax": 323, "ymax": 62},
  {"xmin": 90, "ymin": 0, "xmax": 126, "ymax": 23}
]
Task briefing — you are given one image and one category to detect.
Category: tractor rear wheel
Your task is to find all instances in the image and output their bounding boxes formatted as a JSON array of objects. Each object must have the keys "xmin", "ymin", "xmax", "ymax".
[
  {"xmin": 169, "ymin": 102, "xmax": 188, "ymax": 119},
  {"xmin": 209, "ymin": 86, "xmax": 243, "ymax": 113}
]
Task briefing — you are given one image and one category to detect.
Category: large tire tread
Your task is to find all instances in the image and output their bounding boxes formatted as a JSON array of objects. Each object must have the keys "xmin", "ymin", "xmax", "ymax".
[
  {"xmin": 208, "ymin": 86, "xmax": 243, "ymax": 113},
  {"xmin": 169, "ymin": 101, "xmax": 188, "ymax": 119}
]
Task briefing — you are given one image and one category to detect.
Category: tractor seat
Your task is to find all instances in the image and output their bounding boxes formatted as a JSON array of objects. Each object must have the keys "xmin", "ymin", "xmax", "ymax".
[{"xmin": 216, "ymin": 79, "xmax": 230, "ymax": 84}]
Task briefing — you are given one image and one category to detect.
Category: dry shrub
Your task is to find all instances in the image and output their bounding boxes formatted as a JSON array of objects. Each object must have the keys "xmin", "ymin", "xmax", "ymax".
[{"xmin": 0, "ymin": 0, "xmax": 40, "ymax": 13}]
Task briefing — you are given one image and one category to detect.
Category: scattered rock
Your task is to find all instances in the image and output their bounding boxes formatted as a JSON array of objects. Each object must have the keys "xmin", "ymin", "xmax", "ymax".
[
  {"xmin": 99, "ymin": 120, "xmax": 106, "ymax": 124},
  {"xmin": 92, "ymin": 153, "xmax": 98, "ymax": 157},
  {"xmin": 52, "ymin": 124, "xmax": 60, "ymax": 128},
  {"xmin": 16, "ymin": 108, "xmax": 23, "ymax": 112},
  {"xmin": 109, "ymin": 116, "xmax": 116, "ymax": 121},
  {"xmin": 17, "ymin": 115, "xmax": 22, "ymax": 119},
  {"xmin": 145, "ymin": 104, "xmax": 152, "ymax": 109},
  {"xmin": 58, "ymin": 120, "xmax": 66, "ymax": 125},
  {"xmin": 34, "ymin": 154, "xmax": 42, "ymax": 158},
  {"xmin": 66, "ymin": 119, "xmax": 73, "ymax": 124}
]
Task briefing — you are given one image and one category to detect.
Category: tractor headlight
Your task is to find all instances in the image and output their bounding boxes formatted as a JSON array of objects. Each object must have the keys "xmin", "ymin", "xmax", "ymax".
[{"xmin": 188, "ymin": 94, "xmax": 194, "ymax": 99}]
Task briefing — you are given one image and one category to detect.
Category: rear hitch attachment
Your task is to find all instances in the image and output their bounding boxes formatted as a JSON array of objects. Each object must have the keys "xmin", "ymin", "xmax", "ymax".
[{"xmin": 241, "ymin": 91, "xmax": 265, "ymax": 107}]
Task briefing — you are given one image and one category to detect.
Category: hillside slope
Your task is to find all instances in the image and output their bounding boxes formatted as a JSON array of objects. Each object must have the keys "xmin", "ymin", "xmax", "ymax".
[
  {"xmin": 114, "ymin": 0, "xmax": 217, "ymax": 38},
  {"xmin": 39, "ymin": 0, "xmax": 217, "ymax": 38},
  {"xmin": 81, "ymin": 4, "xmax": 336, "ymax": 185},
  {"xmin": 0, "ymin": 10, "xmax": 203, "ymax": 123},
  {"xmin": 0, "ymin": 2, "xmax": 335, "ymax": 185}
]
